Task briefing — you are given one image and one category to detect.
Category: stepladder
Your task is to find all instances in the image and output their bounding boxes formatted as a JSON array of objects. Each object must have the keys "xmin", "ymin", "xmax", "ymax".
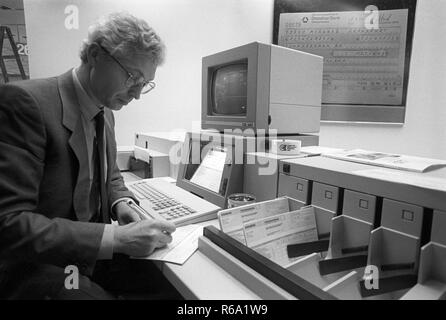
[{"xmin": 0, "ymin": 25, "xmax": 28, "ymax": 83}]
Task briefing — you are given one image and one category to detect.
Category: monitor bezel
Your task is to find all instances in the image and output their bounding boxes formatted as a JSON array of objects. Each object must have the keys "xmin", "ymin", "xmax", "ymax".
[
  {"xmin": 201, "ymin": 42, "xmax": 270, "ymax": 132},
  {"xmin": 176, "ymin": 132, "xmax": 244, "ymax": 208}
]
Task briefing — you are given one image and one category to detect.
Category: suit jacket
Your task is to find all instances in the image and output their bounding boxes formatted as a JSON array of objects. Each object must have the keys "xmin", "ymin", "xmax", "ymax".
[{"xmin": 0, "ymin": 70, "xmax": 135, "ymax": 278}]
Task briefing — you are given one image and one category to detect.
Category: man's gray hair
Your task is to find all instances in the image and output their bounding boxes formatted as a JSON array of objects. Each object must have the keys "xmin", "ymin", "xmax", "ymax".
[{"xmin": 80, "ymin": 12, "xmax": 165, "ymax": 65}]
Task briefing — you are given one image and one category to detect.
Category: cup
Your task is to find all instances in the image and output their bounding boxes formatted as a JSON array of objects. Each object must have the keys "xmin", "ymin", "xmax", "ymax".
[{"xmin": 227, "ymin": 193, "xmax": 256, "ymax": 208}]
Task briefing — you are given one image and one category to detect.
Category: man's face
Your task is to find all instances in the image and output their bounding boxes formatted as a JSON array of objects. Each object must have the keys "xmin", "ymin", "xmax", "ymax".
[{"xmin": 88, "ymin": 48, "xmax": 157, "ymax": 111}]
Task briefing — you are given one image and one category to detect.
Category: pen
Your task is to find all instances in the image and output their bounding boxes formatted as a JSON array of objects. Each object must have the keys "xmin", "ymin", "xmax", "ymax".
[
  {"xmin": 127, "ymin": 201, "xmax": 171, "ymax": 235},
  {"xmin": 127, "ymin": 201, "xmax": 153, "ymax": 220}
]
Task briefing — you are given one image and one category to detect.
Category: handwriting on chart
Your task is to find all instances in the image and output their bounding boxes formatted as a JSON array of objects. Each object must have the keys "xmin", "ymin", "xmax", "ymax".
[{"xmin": 278, "ymin": 9, "xmax": 409, "ymax": 106}]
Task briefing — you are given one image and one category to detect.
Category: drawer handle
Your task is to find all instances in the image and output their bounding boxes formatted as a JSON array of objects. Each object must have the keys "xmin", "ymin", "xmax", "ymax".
[
  {"xmin": 341, "ymin": 245, "xmax": 369, "ymax": 255},
  {"xmin": 296, "ymin": 183, "xmax": 303, "ymax": 191},
  {"xmin": 402, "ymin": 210, "xmax": 414, "ymax": 222},
  {"xmin": 381, "ymin": 262, "xmax": 415, "ymax": 272},
  {"xmin": 359, "ymin": 199, "xmax": 369, "ymax": 209},
  {"xmin": 319, "ymin": 255, "xmax": 368, "ymax": 276},
  {"xmin": 287, "ymin": 239, "xmax": 329, "ymax": 257},
  {"xmin": 324, "ymin": 190, "xmax": 333, "ymax": 200}
]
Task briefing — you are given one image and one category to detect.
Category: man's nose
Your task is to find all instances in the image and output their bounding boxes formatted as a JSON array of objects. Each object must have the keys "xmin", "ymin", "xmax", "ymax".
[{"xmin": 128, "ymin": 86, "xmax": 142, "ymax": 100}]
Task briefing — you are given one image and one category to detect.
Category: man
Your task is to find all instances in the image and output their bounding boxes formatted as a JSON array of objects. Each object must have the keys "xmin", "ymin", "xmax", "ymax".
[{"xmin": 0, "ymin": 12, "xmax": 177, "ymax": 299}]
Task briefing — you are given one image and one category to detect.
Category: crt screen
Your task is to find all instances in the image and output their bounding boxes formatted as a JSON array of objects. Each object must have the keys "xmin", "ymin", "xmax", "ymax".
[
  {"xmin": 184, "ymin": 140, "xmax": 227, "ymax": 195},
  {"xmin": 211, "ymin": 63, "xmax": 248, "ymax": 116}
]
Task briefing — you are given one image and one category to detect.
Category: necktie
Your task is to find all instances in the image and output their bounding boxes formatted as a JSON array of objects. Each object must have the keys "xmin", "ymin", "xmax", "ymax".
[{"xmin": 95, "ymin": 110, "xmax": 109, "ymax": 223}]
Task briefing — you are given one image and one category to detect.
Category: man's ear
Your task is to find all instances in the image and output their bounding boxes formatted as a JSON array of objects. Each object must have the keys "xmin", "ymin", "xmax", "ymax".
[{"xmin": 86, "ymin": 43, "xmax": 101, "ymax": 67}]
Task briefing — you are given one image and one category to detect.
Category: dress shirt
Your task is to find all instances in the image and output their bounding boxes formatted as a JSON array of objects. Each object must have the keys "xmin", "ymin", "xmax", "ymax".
[{"xmin": 72, "ymin": 68, "xmax": 115, "ymax": 260}]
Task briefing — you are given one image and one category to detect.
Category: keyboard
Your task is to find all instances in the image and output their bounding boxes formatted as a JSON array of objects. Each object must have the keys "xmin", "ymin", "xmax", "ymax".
[
  {"xmin": 130, "ymin": 182, "xmax": 197, "ymax": 221},
  {"xmin": 127, "ymin": 178, "xmax": 221, "ymax": 226}
]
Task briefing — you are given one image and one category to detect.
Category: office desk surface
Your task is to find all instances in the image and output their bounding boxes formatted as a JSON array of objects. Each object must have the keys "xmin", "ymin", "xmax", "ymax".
[
  {"xmin": 121, "ymin": 173, "xmax": 259, "ymax": 300},
  {"xmin": 160, "ymin": 219, "xmax": 260, "ymax": 300}
]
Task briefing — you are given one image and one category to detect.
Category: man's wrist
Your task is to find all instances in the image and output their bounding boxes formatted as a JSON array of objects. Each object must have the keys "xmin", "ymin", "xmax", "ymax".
[
  {"xmin": 97, "ymin": 224, "xmax": 115, "ymax": 259},
  {"xmin": 112, "ymin": 224, "xmax": 124, "ymax": 254},
  {"xmin": 111, "ymin": 197, "xmax": 135, "ymax": 220}
]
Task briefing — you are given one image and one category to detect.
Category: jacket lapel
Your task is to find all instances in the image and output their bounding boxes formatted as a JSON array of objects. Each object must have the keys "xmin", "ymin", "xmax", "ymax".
[{"xmin": 58, "ymin": 70, "xmax": 91, "ymax": 222}]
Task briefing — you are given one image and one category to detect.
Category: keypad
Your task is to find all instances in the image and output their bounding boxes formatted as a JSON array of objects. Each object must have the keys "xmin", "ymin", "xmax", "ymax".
[{"xmin": 130, "ymin": 182, "xmax": 197, "ymax": 221}]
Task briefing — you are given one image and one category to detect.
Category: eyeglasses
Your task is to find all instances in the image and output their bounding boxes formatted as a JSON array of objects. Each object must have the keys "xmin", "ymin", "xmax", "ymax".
[{"xmin": 98, "ymin": 44, "xmax": 156, "ymax": 94}]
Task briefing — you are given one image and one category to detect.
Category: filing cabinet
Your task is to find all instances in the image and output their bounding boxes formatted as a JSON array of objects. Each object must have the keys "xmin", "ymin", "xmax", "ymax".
[
  {"xmin": 431, "ymin": 210, "xmax": 446, "ymax": 245},
  {"xmin": 342, "ymin": 189, "xmax": 377, "ymax": 225},
  {"xmin": 400, "ymin": 210, "xmax": 446, "ymax": 299},
  {"xmin": 234, "ymin": 155, "xmax": 446, "ymax": 299},
  {"xmin": 277, "ymin": 174, "xmax": 310, "ymax": 206},
  {"xmin": 310, "ymin": 182, "xmax": 340, "ymax": 239},
  {"xmin": 311, "ymin": 182, "xmax": 340, "ymax": 213},
  {"xmin": 323, "ymin": 190, "xmax": 378, "ymax": 261},
  {"xmin": 201, "ymin": 156, "xmax": 446, "ymax": 300},
  {"xmin": 381, "ymin": 199, "xmax": 423, "ymax": 238},
  {"xmin": 244, "ymin": 152, "xmax": 310, "ymax": 202}
]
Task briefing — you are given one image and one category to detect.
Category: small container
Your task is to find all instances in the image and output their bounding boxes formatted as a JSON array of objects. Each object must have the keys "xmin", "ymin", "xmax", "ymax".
[{"xmin": 227, "ymin": 193, "xmax": 256, "ymax": 208}]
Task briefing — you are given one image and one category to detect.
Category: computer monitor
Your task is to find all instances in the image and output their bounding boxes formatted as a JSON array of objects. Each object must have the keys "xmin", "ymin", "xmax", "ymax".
[
  {"xmin": 176, "ymin": 132, "xmax": 244, "ymax": 208},
  {"xmin": 201, "ymin": 41, "xmax": 324, "ymax": 135}
]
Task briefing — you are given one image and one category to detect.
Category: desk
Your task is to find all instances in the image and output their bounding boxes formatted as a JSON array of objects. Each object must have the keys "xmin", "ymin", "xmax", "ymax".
[
  {"xmin": 160, "ymin": 220, "xmax": 261, "ymax": 299},
  {"xmin": 120, "ymin": 155, "xmax": 446, "ymax": 300},
  {"xmin": 121, "ymin": 173, "xmax": 260, "ymax": 300}
]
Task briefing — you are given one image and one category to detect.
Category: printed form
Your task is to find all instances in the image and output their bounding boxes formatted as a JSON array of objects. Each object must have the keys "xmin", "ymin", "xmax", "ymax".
[
  {"xmin": 278, "ymin": 9, "xmax": 409, "ymax": 106},
  {"xmin": 133, "ymin": 224, "xmax": 203, "ymax": 265},
  {"xmin": 323, "ymin": 149, "xmax": 446, "ymax": 172},
  {"xmin": 243, "ymin": 206, "xmax": 318, "ymax": 267},
  {"xmin": 218, "ymin": 197, "xmax": 290, "ymax": 244}
]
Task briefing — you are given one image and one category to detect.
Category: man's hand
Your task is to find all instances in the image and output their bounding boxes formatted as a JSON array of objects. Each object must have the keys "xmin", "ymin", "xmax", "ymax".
[
  {"xmin": 115, "ymin": 200, "xmax": 141, "ymax": 225},
  {"xmin": 113, "ymin": 219, "xmax": 177, "ymax": 257}
]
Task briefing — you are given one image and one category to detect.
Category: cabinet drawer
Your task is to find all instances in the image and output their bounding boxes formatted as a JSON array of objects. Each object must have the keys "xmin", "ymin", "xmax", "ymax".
[
  {"xmin": 381, "ymin": 199, "xmax": 423, "ymax": 237},
  {"xmin": 311, "ymin": 182, "xmax": 340, "ymax": 212},
  {"xmin": 277, "ymin": 174, "xmax": 310, "ymax": 203},
  {"xmin": 314, "ymin": 206, "xmax": 336, "ymax": 238},
  {"xmin": 432, "ymin": 210, "xmax": 446, "ymax": 245},
  {"xmin": 342, "ymin": 189, "xmax": 377, "ymax": 224}
]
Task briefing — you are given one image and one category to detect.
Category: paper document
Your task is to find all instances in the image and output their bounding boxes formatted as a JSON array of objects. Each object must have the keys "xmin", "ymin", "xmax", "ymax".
[
  {"xmin": 243, "ymin": 206, "xmax": 318, "ymax": 267},
  {"xmin": 133, "ymin": 224, "xmax": 203, "ymax": 265},
  {"xmin": 190, "ymin": 146, "xmax": 227, "ymax": 193},
  {"xmin": 252, "ymin": 230, "xmax": 319, "ymax": 267},
  {"xmin": 300, "ymin": 146, "xmax": 345, "ymax": 156},
  {"xmin": 353, "ymin": 168, "xmax": 446, "ymax": 193},
  {"xmin": 323, "ymin": 149, "xmax": 446, "ymax": 173},
  {"xmin": 218, "ymin": 197, "xmax": 290, "ymax": 244}
]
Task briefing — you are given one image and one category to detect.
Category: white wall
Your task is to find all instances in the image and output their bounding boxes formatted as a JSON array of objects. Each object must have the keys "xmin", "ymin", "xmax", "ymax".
[
  {"xmin": 24, "ymin": 0, "xmax": 446, "ymax": 159},
  {"xmin": 319, "ymin": 0, "xmax": 446, "ymax": 160},
  {"xmin": 24, "ymin": 0, "xmax": 274, "ymax": 146}
]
